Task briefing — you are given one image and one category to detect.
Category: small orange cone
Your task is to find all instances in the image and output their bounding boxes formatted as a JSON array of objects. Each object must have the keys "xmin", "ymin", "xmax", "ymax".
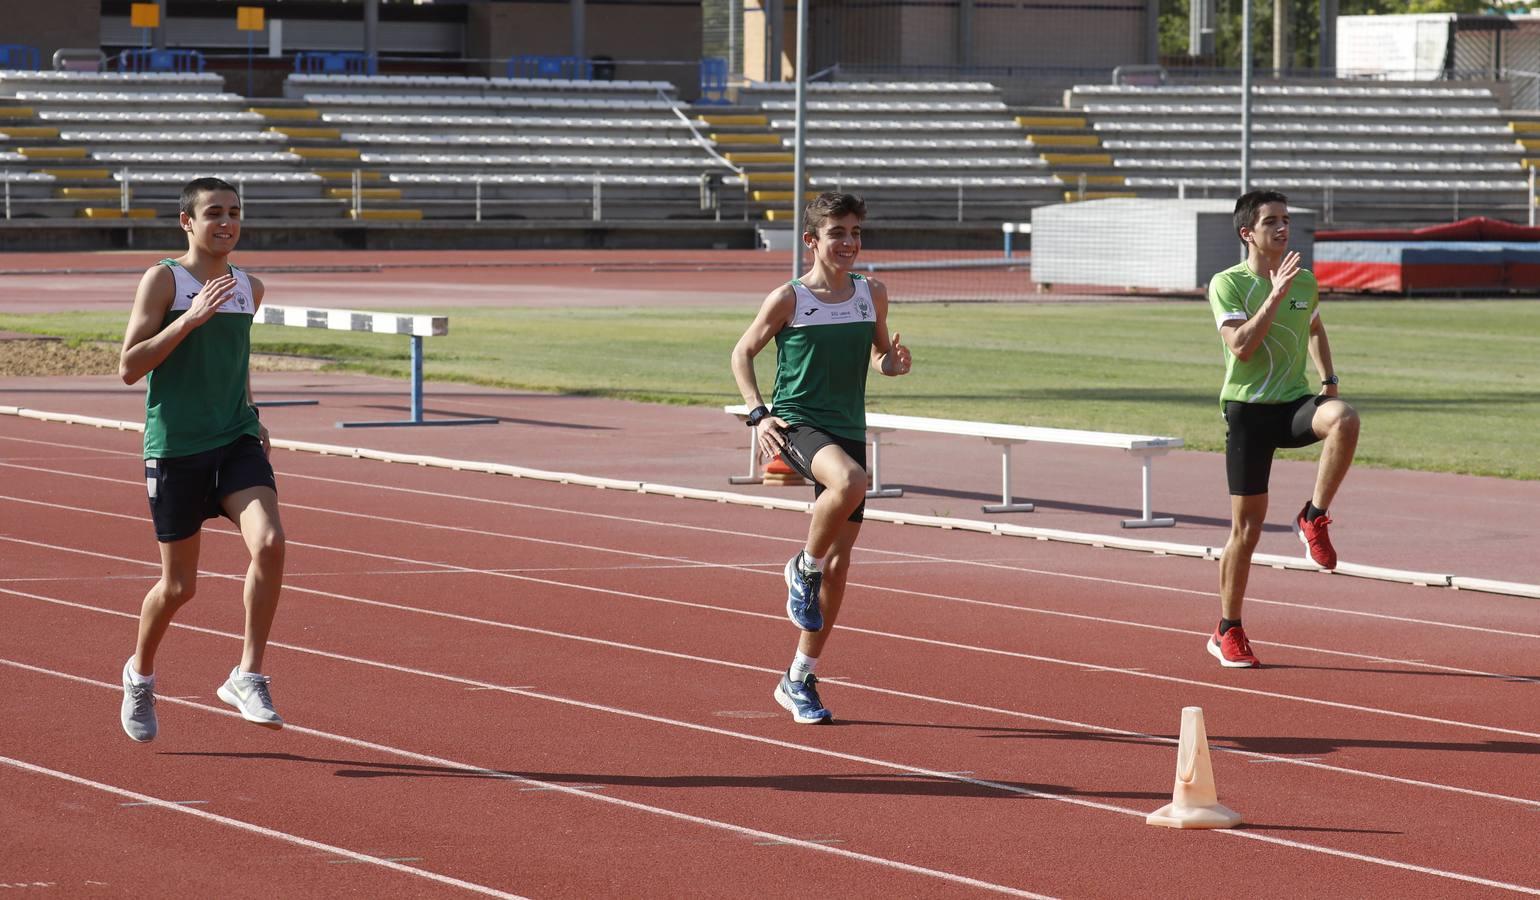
[
  {"xmin": 1146, "ymin": 706, "xmax": 1242, "ymax": 829},
  {"xmin": 761, "ymin": 454, "xmax": 806, "ymax": 486}
]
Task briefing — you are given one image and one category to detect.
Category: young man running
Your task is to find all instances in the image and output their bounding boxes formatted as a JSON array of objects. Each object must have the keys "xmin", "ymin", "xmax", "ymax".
[
  {"xmin": 730, "ymin": 192, "xmax": 912, "ymax": 723},
  {"xmin": 118, "ymin": 176, "xmax": 287, "ymax": 740},
  {"xmin": 1206, "ymin": 189, "xmax": 1360, "ymax": 668}
]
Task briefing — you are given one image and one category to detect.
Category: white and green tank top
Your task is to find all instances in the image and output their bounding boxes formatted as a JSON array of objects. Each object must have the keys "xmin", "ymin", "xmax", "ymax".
[
  {"xmin": 142, "ymin": 259, "xmax": 260, "ymax": 459},
  {"xmin": 1207, "ymin": 260, "xmax": 1319, "ymax": 410},
  {"xmin": 771, "ymin": 273, "xmax": 878, "ymax": 442}
]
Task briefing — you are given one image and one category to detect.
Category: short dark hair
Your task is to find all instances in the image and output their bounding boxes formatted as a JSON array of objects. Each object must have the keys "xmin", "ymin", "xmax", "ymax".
[
  {"xmin": 179, "ymin": 176, "xmax": 239, "ymax": 216},
  {"xmin": 1233, "ymin": 189, "xmax": 1288, "ymax": 239},
  {"xmin": 803, "ymin": 191, "xmax": 866, "ymax": 237}
]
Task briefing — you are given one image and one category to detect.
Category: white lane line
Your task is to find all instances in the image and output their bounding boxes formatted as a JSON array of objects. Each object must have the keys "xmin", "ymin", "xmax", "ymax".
[
  {"xmin": 0, "ymin": 754, "xmax": 530, "ymax": 899},
  {"xmin": 2, "ymin": 489, "xmax": 1532, "ymax": 688},
  {"xmin": 5, "ymin": 524, "xmax": 1536, "ymax": 744},
  {"xmin": 5, "ymin": 646, "xmax": 1537, "ymax": 896},
  {"xmin": 4, "ymin": 456, "xmax": 1536, "ymax": 642},
  {"xmin": 6, "ymin": 545, "xmax": 1540, "ymax": 814},
  {"xmin": 120, "ymin": 799, "xmax": 207, "ymax": 807},
  {"xmin": 0, "ymin": 660, "xmax": 1054, "ymax": 900}
]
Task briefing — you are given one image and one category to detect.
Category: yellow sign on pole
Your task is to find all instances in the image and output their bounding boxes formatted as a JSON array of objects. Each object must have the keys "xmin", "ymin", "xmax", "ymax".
[
  {"xmin": 237, "ymin": 7, "xmax": 265, "ymax": 31},
  {"xmin": 129, "ymin": 2, "xmax": 160, "ymax": 28}
]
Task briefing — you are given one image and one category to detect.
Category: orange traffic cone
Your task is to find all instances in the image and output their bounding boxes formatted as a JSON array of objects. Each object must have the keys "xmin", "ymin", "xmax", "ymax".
[
  {"xmin": 761, "ymin": 454, "xmax": 805, "ymax": 486},
  {"xmin": 1146, "ymin": 706, "xmax": 1242, "ymax": 829}
]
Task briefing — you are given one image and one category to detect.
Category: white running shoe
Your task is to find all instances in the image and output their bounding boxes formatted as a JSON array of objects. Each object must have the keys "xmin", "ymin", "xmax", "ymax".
[
  {"xmin": 216, "ymin": 667, "xmax": 284, "ymax": 730},
  {"xmin": 120, "ymin": 658, "xmax": 158, "ymax": 742}
]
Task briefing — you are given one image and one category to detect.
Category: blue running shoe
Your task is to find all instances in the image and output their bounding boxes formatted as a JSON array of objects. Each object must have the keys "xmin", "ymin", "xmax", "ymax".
[
  {"xmin": 784, "ymin": 553, "xmax": 823, "ymax": 632},
  {"xmin": 774, "ymin": 672, "xmax": 832, "ymax": 724}
]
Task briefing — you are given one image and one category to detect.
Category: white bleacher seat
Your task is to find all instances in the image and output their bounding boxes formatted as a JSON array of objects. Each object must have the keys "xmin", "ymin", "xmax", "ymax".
[
  {"xmin": 1082, "ymin": 102, "xmax": 1497, "ymax": 119},
  {"xmin": 488, "ymin": 76, "xmax": 676, "ymax": 93},
  {"xmin": 303, "ymin": 93, "xmax": 678, "ymax": 112},
  {"xmin": 803, "ymin": 156, "xmax": 1037, "ymax": 169},
  {"xmin": 37, "ymin": 110, "xmax": 266, "ymax": 125},
  {"xmin": 389, "ymin": 173, "xmax": 707, "ymax": 186},
  {"xmin": 110, "ymin": 171, "xmax": 323, "ymax": 184},
  {"xmin": 770, "ymin": 118, "xmax": 1021, "ymax": 131},
  {"xmin": 1113, "ymin": 158, "xmax": 1518, "ymax": 174},
  {"xmin": 0, "ymin": 72, "xmax": 222, "ymax": 90},
  {"xmin": 758, "ymin": 100, "xmax": 1007, "ymax": 113},
  {"xmin": 800, "ymin": 137, "xmax": 1030, "ymax": 150},
  {"xmin": 1091, "ymin": 121, "xmax": 1514, "ymax": 138},
  {"xmin": 286, "ymin": 74, "xmax": 676, "ymax": 94},
  {"xmin": 742, "ymin": 81, "xmax": 998, "ymax": 93},
  {"xmin": 357, "ymin": 152, "xmax": 710, "ymax": 167},
  {"xmin": 1124, "ymin": 176, "xmax": 1526, "ymax": 191},
  {"xmin": 15, "ymin": 91, "xmax": 243, "ymax": 105},
  {"xmin": 0, "ymin": 172, "xmax": 56, "ymax": 183},
  {"xmin": 807, "ymin": 175, "xmax": 1060, "ymax": 188},
  {"xmin": 93, "ymin": 151, "xmax": 305, "ymax": 165},
  {"xmin": 342, "ymin": 133, "xmax": 699, "ymax": 149},
  {"xmin": 1072, "ymin": 84, "xmax": 1495, "ymax": 100},
  {"xmin": 61, "ymin": 130, "xmax": 285, "ymax": 143},
  {"xmin": 319, "ymin": 113, "xmax": 692, "ymax": 130},
  {"xmin": 1099, "ymin": 139, "xmax": 1524, "ymax": 155}
]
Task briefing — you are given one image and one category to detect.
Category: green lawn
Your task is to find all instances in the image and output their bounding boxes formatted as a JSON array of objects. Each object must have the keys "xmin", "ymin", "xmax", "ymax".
[{"xmin": 4, "ymin": 299, "xmax": 1536, "ymax": 479}]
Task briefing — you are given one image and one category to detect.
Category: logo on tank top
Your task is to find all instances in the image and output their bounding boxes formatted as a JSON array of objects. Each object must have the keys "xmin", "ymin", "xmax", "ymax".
[{"xmin": 857, "ymin": 300, "xmax": 870, "ymax": 319}]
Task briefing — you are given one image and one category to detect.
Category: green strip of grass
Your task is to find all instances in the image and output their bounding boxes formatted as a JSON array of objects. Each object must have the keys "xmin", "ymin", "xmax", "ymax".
[{"xmin": 4, "ymin": 299, "xmax": 1536, "ymax": 479}]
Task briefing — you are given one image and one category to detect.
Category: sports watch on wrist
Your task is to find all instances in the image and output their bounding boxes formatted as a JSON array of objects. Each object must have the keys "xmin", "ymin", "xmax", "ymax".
[
  {"xmin": 1321, "ymin": 375, "xmax": 1339, "ymax": 386},
  {"xmin": 745, "ymin": 405, "xmax": 771, "ymax": 427}
]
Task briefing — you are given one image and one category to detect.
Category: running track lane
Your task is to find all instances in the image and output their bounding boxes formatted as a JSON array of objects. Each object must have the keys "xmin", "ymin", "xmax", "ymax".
[{"xmin": 2, "ymin": 418, "xmax": 1538, "ymax": 898}]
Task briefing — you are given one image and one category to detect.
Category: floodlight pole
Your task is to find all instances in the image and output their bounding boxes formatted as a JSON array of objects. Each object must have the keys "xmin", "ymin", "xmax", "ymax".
[
  {"xmin": 1240, "ymin": 0, "xmax": 1253, "ymax": 195},
  {"xmin": 791, "ymin": 0, "xmax": 809, "ymax": 279}
]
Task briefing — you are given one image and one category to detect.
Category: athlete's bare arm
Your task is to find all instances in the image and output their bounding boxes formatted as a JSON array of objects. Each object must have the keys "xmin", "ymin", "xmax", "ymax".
[
  {"xmin": 866, "ymin": 278, "xmax": 910, "ymax": 376},
  {"xmin": 1219, "ymin": 251, "xmax": 1301, "ymax": 362},
  {"xmin": 731, "ymin": 283, "xmax": 797, "ymax": 458}
]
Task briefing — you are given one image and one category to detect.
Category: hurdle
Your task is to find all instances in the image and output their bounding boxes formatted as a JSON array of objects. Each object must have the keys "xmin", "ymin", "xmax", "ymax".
[{"xmin": 255, "ymin": 304, "xmax": 498, "ymax": 428}]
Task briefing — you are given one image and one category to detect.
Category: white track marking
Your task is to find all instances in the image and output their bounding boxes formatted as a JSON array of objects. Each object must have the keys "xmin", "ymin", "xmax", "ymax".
[
  {"xmin": 0, "ymin": 660, "xmax": 1053, "ymax": 899},
  {"xmin": 0, "ymin": 754, "xmax": 531, "ymax": 899}
]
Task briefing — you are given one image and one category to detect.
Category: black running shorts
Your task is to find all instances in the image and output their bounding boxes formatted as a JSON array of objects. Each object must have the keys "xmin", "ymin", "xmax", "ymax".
[
  {"xmin": 145, "ymin": 434, "xmax": 277, "ymax": 543},
  {"xmin": 778, "ymin": 424, "xmax": 868, "ymax": 523},
  {"xmin": 1223, "ymin": 394, "xmax": 1327, "ymax": 496}
]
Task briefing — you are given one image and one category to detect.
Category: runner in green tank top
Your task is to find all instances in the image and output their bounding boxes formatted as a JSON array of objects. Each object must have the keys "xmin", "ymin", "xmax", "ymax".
[
  {"xmin": 730, "ymin": 192, "xmax": 912, "ymax": 724},
  {"xmin": 116, "ymin": 177, "xmax": 289, "ymax": 742},
  {"xmin": 1204, "ymin": 189, "xmax": 1361, "ymax": 670}
]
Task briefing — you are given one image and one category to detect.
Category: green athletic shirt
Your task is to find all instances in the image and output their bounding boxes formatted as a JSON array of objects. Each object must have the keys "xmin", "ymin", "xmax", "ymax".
[
  {"xmin": 1206, "ymin": 260, "xmax": 1319, "ymax": 409},
  {"xmin": 771, "ymin": 274, "xmax": 878, "ymax": 442},
  {"xmin": 142, "ymin": 259, "xmax": 260, "ymax": 458}
]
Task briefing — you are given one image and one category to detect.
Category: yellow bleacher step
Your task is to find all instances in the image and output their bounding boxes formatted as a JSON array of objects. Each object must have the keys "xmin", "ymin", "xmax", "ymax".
[
  {"xmin": 1041, "ymin": 152, "xmax": 1113, "ymax": 167},
  {"xmin": 290, "ymin": 147, "xmax": 360, "ymax": 160},
  {"xmin": 1055, "ymin": 174, "xmax": 1126, "ymax": 186},
  {"xmin": 1029, "ymin": 134, "xmax": 1099, "ymax": 148},
  {"xmin": 325, "ymin": 187, "xmax": 402, "ymax": 200},
  {"xmin": 763, "ymin": 209, "xmax": 797, "ymax": 221},
  {"xmin": 751, "ymin": 190, "xmax": 818, "ymax": 202},
  {"xmin": 0, "ymin": 106, "xmax": 35, "ymax": 119},
  {"xmin": 725, "ymin": 151, "xmax": 794, "ymax": 164},
  {"xmin": 1062, "ymin": 191, "xmax": 1137, "ymax": 202},
  {"xmin": 711, "ymin": 133, "xmax": 782, "ymax": 145},
  {"xmin": 1017, "ymin": 115, "xmax": 1087, "ymax": 129},
  {"xmin": 38, "ymin": 168, "xmax": 111, "ymax": 179},
  {"xmin": 742, "ymin": 172, "xmax": 794, "ymax": 184},
  {"xmin": 313, "ymin": 169, "xmax": 382, "ymax": 182},
  {"xmin": 269, "ymin": 126, "xmax": 342, "ymax": 140},
  {"xmin": 16, "ymin": 147, "xmax": 89, "ymax": 160},
  {"xmin": 78, "ymin": 207, "xmax": 156, "ymax": 219},
  {"xmin": 348, "ymin": 209, "xmax": 422, "ymax": 221},
  {"xmin": 2, "ymin": 126, "xmax": 59, "ymax": 139},
  {"xmin": 250, "ymin": 106, "xmax": 320, "ymax": 121},
  {"xmin": 1510, "ymin": 121, "xmax": 1540, "ymax": 134},
  {"xmin": 700, "ymin": 114, "xmax": 768, "ymax": 126},
  {"xmin": 57, "ymin": 187, "xmax": 122, "ymax": 200},
  {"xmin": 1518, "ymin": 139, "xmax": 1540, "ymax": 152}
]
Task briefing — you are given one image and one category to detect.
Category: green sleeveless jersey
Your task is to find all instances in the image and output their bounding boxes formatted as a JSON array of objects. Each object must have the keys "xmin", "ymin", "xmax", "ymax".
[
  {"xmin": 1207, "ymin": 260, "xmax": 1319, "ymax": 409},
  {"xmin": 771, "ymin": 274, "xmax": 878, "ymax": 442},
  {"xmin": 142, "ymin": 259, "xmax": 260, "ymax": 458}
]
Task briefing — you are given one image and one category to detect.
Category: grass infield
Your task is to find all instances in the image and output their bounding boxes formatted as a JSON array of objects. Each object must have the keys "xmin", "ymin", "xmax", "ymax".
[{"xmin": 2, "ymin": 298, "xmax": 1535, "ymax": 479}]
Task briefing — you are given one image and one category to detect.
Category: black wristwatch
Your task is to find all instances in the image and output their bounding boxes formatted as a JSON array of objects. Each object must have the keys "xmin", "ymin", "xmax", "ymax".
[
  {"xmin": 745, "ymin": 405, "xmax": 771, "ymax": 427},
  {"xmin": 1321, "ymin": 375, "xmax": 1339, "ymax": 386}
]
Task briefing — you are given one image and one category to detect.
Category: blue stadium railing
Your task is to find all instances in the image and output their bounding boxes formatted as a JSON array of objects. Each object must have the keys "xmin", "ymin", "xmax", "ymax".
[
  {"xmin": 0, "ymin": 44, "xmax": 41, "ymax": 71},
  {"xmin": 294, "ymin": 51, "xmax": 377, "ymax": 76},
  {"xmin": 117, "ymin": 48, "xmax": 205, "ymax": 73}
]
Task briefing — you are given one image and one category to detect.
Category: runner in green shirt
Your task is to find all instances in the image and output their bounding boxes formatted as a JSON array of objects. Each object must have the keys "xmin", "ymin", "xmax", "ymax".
[
  {"xmin": 117, "ymin": 177, "xmax": 288, "ymax": 741},
  {"xmin": 1205, "ymin": 190, "xmax": 1361, "ymax": 668},
  {"xmin": 730, "ymin": 192, "xmax": 912, "ymax": 723}
]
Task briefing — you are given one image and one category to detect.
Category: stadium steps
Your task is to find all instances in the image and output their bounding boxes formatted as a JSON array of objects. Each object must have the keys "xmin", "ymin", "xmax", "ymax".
[
  {"xmin": 77, "ymin": 207, "xmax": 155, "ymax": 218},
  {"xmin": 2, "ymin": 126, "xmax": 59, "ymax": 140},
  {"xmin": 0, "ymin": 106, "xmax": 36, "ymax": 119},
  {"xmin": 325, "ymin": 187, "xmax": 402, "ymax": 201},
  {"xmin": 348, "ymin": 208, "xmax": 423, "ymax": 221}
]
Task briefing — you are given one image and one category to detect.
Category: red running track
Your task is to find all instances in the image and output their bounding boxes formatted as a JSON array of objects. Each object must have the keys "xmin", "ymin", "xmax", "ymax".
[{"xmin": 2, "ymin": 415, "xmax": 1539, "ymax": 898}]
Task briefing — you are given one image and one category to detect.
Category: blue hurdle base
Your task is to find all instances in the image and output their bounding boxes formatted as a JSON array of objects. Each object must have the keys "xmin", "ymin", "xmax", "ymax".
[{"xmin": 334, "ymin": 335, "xmax": 500, "ymax": 428}]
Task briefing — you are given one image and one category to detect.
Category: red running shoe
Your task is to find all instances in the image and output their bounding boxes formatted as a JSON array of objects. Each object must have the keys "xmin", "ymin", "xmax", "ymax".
[
  {"xmin": 1207, "ymin": 625, "xmax": 1260, "ymax": 668},
  {"xmin": 1295, "ymin": 504, "xmax": 1338, "ymax": 569}
]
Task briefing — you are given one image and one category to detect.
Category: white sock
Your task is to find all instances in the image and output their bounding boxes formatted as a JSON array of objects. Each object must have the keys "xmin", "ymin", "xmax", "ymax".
[
  {"xmin": 789, "ymin": 652, "xmax": 818, "ymax": 683},
  {"xmin": 125, "ymin": 657, "xmax": 154, "ymax": 687},
  {"xmin": 799, "ymin": 551, "xmax": 826, "ymax": 574}
]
